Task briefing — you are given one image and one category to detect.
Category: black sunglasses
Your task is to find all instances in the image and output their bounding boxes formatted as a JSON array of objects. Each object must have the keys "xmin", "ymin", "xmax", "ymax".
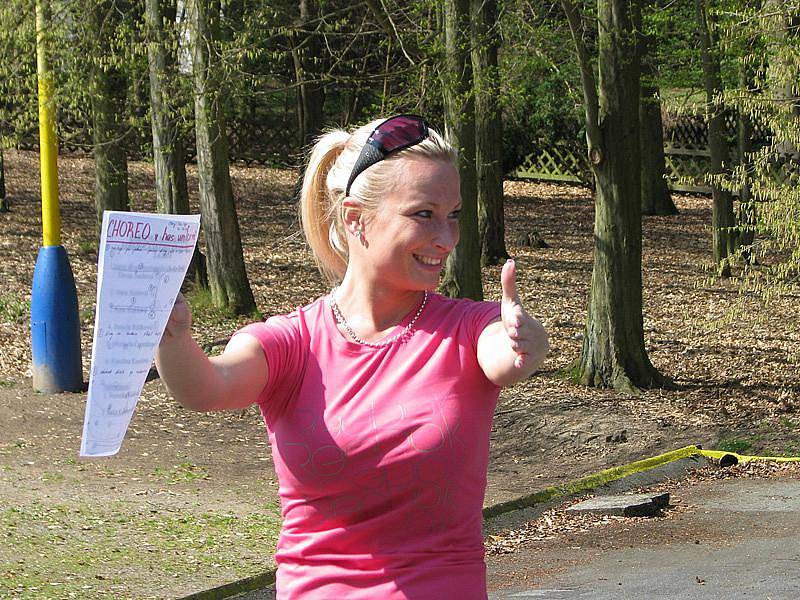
[{"xmin": 345, "ymin": 114, "xmax": 430, "ymax": 196}]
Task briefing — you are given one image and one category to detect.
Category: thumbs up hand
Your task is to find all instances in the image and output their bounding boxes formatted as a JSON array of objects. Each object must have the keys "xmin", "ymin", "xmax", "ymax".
[{"xmin": 501, "ymin": 259, "xmax": 543, "ymax": 371}]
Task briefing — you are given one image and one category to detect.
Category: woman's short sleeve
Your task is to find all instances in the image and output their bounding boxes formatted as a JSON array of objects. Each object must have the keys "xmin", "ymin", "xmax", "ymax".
[
  {"xmin": 234, "ymin": 315, "xmax": 307, "ymax": 419},
  {"xmin": 464, "ymin": 300, "xmax": 502, "ymax": 352}
]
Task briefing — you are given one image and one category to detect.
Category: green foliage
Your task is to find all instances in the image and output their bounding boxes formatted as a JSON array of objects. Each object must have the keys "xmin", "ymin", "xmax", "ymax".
[
  {"xmin": 0, "ymin": 292, "xmax": 29, "ymax": 323},
  {"xmin": 717, "ymin": 434, "xmax": 754, "ymax": 454},
  {"xmin": 0, "ymin": 0, "xmax": 37, "ymax": 148},
  {"xmin": 711, "ymin": 0, "xmax": 800, "ymax": 298},
  {"xmin": 494, "ymin": 2, "xmax": 585, "ymax": 171}
]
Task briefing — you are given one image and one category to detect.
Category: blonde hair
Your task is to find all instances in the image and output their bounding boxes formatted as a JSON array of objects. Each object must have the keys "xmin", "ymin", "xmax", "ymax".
[{"xmin": 299, "ymin": 117, "xmax": 457, "ymax": 282}]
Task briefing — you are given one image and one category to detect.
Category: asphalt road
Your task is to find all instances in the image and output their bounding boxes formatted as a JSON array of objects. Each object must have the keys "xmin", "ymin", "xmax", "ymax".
[{"xmin": 488, "ymin": 477, "xmax": 800, "ymax": 599}]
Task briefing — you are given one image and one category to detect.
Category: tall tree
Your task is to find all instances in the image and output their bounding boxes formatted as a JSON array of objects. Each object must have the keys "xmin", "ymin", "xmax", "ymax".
[
  {"xmin": 638, "ymin": 10, "xmax": 677, "ymax": 216},
  {"xmin": 90, "ymin": 0, "xmax": 131, "ymax": 233},
  {"xmin": 705, "ymin": 0, "xmax": 800, "ymax": 302},
  {"xmin": 145, "ymin": 0, "xmax": 189, "ymax": 216},
  {"xmin": 145, "ymin": 0, "xmax": 207, "ymax": 288},
  {"xmin": 189, "ymin": 0, "xmax": 255, "ymax": 314},
  {"xmin": 695, "ymin": 0, "xmax": 737, "ymax": 276},
  {"xmin": 472, "ymin": 0, "xmax": 509, "ymax": 266},
  {"xmin": 766, "ymin": 0, "xmax": 800, "ymax": 159},
  {"xmin": 290, "ymin": 0, "xmax": 326, "ymax": 148},
  {"xmin": 561, "ymin": 0, "xmax": 668, "ymax": 392},
  {"xmin": 441, "ymin": 0, "xmax": 482, "ymax": 300}
]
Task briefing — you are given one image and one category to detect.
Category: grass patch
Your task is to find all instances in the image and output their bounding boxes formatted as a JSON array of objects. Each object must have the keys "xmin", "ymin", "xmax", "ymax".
[
  {"xmin": 185, "ymin": 286, "xmax": 237, "ymax": 323},
  {"xmin": 150, "ymin": 462, "xmax": 210, "ymax": 485},
  {"xmin": 0, "ymin": 500, "xmax": 281, "ymax": 599},
  {"xmin": 781, "ymin": 441, "xmax": 800, "ymax": 457},
  {"xmin": 717, "ymin": 434, "xmax": 754, "ymax": 454},
  {"xmin": 41, "ymin": 472, "xmax": 65, "ymax": 483},
  {"xmin": 76, "ymin": 239, "xmax": 97, "ymax": 256},
  {"xmin": 0, "ymin": 292, "xmax": 29, "ymax": 323}
]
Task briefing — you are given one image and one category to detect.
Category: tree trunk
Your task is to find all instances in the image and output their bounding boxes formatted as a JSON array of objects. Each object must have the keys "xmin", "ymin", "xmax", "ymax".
[
  {"xmin": 562, "ymin": 0, "xmax": 668, "ymax": 392},
  {"xmin": 472, "ymin": 0, "xmax": 509, "ymax": 266},
  {"xmin": 145, "ymin": 0, "xmax": 207, "ymax": 288},
  {"xmin": 146, "ymin": 0, "xmax": 188, "ymax": 216},
  {"xmin": 189, "ymin": 0, "xmax": 255, "ymax": 314},
  {"xmin": 90, "ymin": 0, "xmax": 130, "ymax": 235},
  {"xmin": 737, "ymin": 59, "xmax": 757, "ymax": 263},
  {"xmin": 695, "ymin": 0, "xmax": 737, "ymax": 277},
  {"xmin": 638, "ymin": 23, "xmax": 677, "ymax": 216},
  {"xmin": 0, "ymin": 148, "xmax": 7, "ymax": 212},
  {"xmin": 291, "ymin": 0, "xmax": 326, "ymax": 148},
  {"xmin": 441, "ymin": 0, "xmax": 482, "ymax": 300}
]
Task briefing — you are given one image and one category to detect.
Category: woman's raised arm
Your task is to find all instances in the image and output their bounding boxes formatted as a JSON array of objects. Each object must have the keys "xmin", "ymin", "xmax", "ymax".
[{"xmin": 154, "ymin": 294, "xmax": 268, "ymax": 411}]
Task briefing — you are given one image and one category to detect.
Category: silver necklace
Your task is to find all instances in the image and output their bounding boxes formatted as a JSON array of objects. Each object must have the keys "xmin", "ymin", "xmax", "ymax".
[{"xmin": 329, "ymin": 288, "xmax": 428, "ymax": 347}]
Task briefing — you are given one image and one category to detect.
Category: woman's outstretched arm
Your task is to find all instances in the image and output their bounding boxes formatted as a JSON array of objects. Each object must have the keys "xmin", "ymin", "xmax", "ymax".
[
  {"xmin": 477, "ymin": 260, "xmax": 549, "ymax": 388},
  {"xmin": 155, "ymin": 293, "xmax": 268, "ymax": 411}
]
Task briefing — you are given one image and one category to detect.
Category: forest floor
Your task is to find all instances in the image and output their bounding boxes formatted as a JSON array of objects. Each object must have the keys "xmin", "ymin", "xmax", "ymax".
[{"xmin": 0, "ymin": 149, "xmax": 798, "ymax": 599}]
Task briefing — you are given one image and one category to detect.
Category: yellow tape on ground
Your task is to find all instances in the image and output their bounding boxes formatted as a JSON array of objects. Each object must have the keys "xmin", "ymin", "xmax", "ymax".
[
  {"xmin": 698, "ymin": 449, "xmax": 800, "ymax": 464},
  {"xmin": 483, "ymin": 445, "xmax": 800, "ymax": 519}
]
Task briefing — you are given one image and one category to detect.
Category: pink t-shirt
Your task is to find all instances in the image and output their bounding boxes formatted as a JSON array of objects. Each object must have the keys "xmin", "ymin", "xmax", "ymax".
[{"xmin": 238, "ymin": 293, "xmax": 502, "ymax": 599}]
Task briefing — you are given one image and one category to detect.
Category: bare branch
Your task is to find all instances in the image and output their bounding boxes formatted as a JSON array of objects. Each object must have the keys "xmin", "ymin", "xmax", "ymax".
[{"xmin": 560, "ymin": 0, "xmax": 601, "ymax": 152}]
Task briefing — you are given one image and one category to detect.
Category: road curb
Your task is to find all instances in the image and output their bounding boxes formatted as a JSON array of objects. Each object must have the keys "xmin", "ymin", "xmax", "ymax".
[
  {"xmin": 482, "ymin": 444, "xmax": 703, "ymax": 519},
  {"xmin": 177, "ymin": 571, "xmax": 276, "ymax": 600}
]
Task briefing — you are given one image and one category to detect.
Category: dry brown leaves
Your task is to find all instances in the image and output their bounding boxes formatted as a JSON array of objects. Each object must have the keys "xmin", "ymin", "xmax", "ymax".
[
  {"xmin": 484, "ymin": 497, "xmax": 688, "ymax": 556},
  {"xmin": 1, "ymin": 148, "xmax": 799, "ymax": 493}
]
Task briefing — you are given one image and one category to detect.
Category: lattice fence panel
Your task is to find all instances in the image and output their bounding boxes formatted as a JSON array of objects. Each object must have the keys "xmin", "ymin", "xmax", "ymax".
[
  {"xmin": 512, "ymin": 112, "xmax": 780, "ymax": 193},
  {"xmin": 513, "ymin": 144, "xmax": 590, "ymax": 185}
]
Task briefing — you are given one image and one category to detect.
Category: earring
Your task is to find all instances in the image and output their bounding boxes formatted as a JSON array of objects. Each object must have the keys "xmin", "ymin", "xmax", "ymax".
[{"xmin": 354, "ymin": 229, "xmax": 363, "ymax": 242}]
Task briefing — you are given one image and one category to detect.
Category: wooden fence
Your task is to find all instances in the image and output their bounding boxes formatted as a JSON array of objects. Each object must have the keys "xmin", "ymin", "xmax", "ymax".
[{"xmin": 512, "ymin": 112, "xmax": 780, "ymax": 193}]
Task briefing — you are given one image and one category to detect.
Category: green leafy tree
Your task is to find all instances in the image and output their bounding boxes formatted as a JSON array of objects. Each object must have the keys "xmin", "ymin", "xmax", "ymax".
[{"xmin": 717, "ymin": 0, "xmax": 800, "ymax": 295}]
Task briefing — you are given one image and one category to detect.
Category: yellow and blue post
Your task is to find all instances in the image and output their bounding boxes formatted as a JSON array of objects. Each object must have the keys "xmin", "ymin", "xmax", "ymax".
[{"xmin": 30, "ymin": 0, "xmax": 82, "ymax": 392}]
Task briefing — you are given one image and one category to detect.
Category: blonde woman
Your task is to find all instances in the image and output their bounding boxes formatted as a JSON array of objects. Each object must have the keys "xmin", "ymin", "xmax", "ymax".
[{"xmin": 156, "ymin": 115, "xmax": 549, "ymax": 599}]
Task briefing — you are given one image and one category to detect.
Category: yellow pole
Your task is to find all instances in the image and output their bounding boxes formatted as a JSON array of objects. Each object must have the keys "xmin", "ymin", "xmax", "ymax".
[{"xmin": 36, "ymin": 0, "xmax": 61, "ymax": 247}]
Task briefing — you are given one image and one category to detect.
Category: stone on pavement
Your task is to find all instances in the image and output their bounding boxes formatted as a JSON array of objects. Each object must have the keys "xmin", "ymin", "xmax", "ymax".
[{"xmin": 566, "ymin": 492, "xmax": 670, "ymax": 517}]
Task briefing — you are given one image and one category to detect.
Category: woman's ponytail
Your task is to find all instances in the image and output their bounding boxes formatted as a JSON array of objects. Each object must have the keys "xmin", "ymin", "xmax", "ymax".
[{"xmin": 299, "ymin": 130, "xmax": 352, "ymax": 283}]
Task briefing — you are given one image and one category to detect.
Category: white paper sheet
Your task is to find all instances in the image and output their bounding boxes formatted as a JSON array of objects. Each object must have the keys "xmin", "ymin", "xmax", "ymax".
[{"xmin": 80, "ymin": 211, "xmax": 201, "ymax": 457}]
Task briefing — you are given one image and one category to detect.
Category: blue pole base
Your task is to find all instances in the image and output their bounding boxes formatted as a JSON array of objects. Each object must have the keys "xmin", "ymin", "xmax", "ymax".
[{"xmin": 31, "ymin": 245, "xmax": 84, "ymax": 393}]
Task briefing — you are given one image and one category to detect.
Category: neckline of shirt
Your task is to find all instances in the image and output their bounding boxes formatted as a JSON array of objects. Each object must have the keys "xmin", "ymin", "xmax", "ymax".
[{"xmin": 322, "ymin": 292, "xmax": 439, "ymax": 353}]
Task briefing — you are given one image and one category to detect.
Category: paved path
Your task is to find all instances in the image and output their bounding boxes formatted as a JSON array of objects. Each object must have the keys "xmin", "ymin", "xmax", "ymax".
[{"xmin": 488, "ymin": 477, "xmax": 800, "ymax": 599}]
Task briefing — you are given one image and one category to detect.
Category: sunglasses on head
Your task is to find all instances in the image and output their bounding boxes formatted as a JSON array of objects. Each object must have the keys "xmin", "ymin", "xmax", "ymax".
[{"xmin": 345, "ymin": 114, "xmax": 430, "ymax": 197}]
